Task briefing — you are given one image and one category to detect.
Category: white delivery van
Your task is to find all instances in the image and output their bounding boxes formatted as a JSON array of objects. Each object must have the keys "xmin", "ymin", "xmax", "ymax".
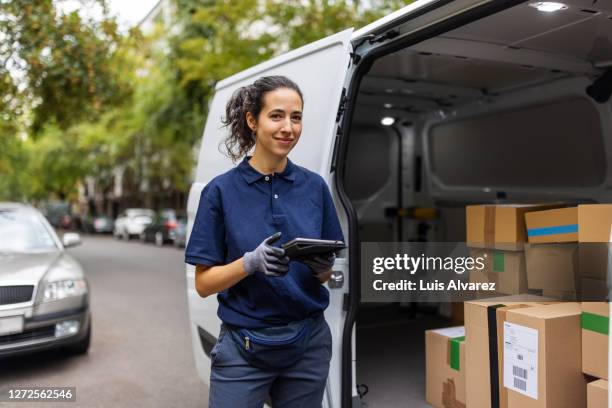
[{"xmin": 186, "ymin": 0, "xmax": 612, "ymax": 406}]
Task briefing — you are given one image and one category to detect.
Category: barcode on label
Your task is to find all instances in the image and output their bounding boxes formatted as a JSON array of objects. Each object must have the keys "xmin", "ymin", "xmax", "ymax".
[
  {"xmin": 514, "ymin": 377, "xmax": 527, "ymax": 391},
  {"xmin": 513, "ymin": 365, "xmax": 528, "ymax": 380}
]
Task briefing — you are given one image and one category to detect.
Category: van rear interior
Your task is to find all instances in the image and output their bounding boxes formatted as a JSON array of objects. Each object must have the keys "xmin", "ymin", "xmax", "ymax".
[{"xmin": 344, "ymin": 2, "xmax": 612, "ymax": 406}]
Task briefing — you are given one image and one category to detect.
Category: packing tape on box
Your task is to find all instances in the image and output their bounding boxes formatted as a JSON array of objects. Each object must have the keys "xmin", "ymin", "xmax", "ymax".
[
  {"xmin": 485, "ymin": 206, "xmax": 496, "ymax": 246},
  {"xmin": 493, "ymin": 251, "xmax": 505, "ymax": 272},
  {"xmin": 527, "ymin": 224, "xmax": 578, "ymax": 238},
  {"xmin": 581, "ymin": 312, "xmax": 609, "ymax": 335},
  {"xmin": 487, "ymin": 304, "xmax": 505, "ymax": 408},
  {"xmin": 449, "ymin": 336, "xmax": 465, "ymax": 371}
]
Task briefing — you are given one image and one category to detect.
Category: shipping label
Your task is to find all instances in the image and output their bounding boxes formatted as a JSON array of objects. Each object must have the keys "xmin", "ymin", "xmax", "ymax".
[{"xmin": 503, "ymin": 322, "xmax": 538, "ymax": 399}]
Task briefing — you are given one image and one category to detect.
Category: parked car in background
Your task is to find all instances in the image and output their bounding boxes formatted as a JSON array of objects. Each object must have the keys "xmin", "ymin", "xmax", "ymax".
[
  {"xmin": 91, "ymin": 216, "xmax": 114, "ymax": 234},
  {"xmin": 173, "ymin": 218, "xmax": 187, "ymax": 248},
  {"xmin": 42, "ymin": 201, "xmax": 72, "ymax": 229},
  {"xmin": 81, "ymin": 215, "xmax": 115, "ymax": 234},
  {"xmin": 0, "ymin": 202, "xmax": 91, "ymax": 358},
  {"xmin": 140, "ymin": 209, "xmax": 185, "ymax": 247},
  {"xmin": 113, "ymin": 208, "xmax": 154, "ymax": 240}
]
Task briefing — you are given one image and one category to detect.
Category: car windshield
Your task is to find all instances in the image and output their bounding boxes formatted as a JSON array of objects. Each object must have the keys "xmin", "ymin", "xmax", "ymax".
[{"xmin": 0, "ymin": 210, "xmax": 58, "ymax": 253}]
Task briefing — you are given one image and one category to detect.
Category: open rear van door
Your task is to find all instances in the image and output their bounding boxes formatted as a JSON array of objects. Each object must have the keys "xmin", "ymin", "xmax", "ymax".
[{"xmin": 185, "ymin": 28, "xmax": 354, "ymax": 403}]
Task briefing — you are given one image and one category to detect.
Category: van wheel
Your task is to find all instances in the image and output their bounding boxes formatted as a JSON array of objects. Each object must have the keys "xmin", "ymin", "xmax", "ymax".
[
  {"xmin": 155, "ymin": 232, "xmax": 164, "ymax": 247},
  {"xmin": 122, "ymin": 230, "xmax": 130, "ymax": 241},
  {"xmin": 140, "ymin": 233, "xmax": 146, "ymax": 243}
]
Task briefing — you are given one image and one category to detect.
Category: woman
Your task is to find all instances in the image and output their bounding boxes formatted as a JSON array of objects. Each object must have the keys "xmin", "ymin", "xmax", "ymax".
[{"xmin": 185, "ymin": 75, "xmax": 344, "ymax": 407}]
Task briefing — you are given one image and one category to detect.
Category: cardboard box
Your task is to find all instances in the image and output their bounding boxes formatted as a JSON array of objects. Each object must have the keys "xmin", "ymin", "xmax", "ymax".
[
  {"xmin": 525, "ymin": 207, "xmax": 578, "ymax": 243},
  {"xmin": 467, "ymin": 204, "xmax": 562, "ymax": 250},
  {"xmin": 525, "ymin": 204, "xmax": 612, "ymax": 244},
  {"xmin": 581, "ymin": 302, "xmax": 609, "ymax": 379},
  {"xmin": 426, "ymin": 326, "xmax": 466, "ymax": 408},
  {"xmin": 578, "ymin": 243, "xmax": 610, "ymax": 282},
  {"xmin": 469, "ymin": 248, "xmax": 528, "ymax": 296},
  {"xmin": 579, "ymin": 205, "xmax": 612, "ymax": 242},
  {"xmin": 524, "ymin": 205, "xmax": 612, "ymax": 299},
  {"xmin": 580, "ymin": 278, "xmax": 609, "ymax": 302},
  {"xmin": 505, "ymin": 303, "xmax": 585, "ymax": 408},
  {"xmin": 587, "ymin": 380, "xmax": 608, "ymax": 408},
  {"xmin": 464, "ymin": 296, "xmax": 555, "ymax": 408},
  {"xmin": 525, "ymin": 243, "xmax": 578, "ymax": 292},
  {"xmin": 541, "ymin": 289, "xmax": 577, "ymax": 301}
]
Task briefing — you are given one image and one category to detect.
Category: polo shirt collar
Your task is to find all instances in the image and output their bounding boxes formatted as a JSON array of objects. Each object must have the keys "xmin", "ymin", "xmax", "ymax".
[{"xmin": 238, "ymin": 156, "xmax": 297, "ymax": 184}]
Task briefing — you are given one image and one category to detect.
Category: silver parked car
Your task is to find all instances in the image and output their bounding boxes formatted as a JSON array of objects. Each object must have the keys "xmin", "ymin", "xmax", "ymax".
[{"xmin": 0, "ymin": 203, "xmax": 91, "ymax": 358}]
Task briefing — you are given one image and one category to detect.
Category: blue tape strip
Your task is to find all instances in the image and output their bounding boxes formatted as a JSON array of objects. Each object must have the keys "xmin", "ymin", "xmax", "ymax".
[{"xmin": 527, "ymin": 224, "xmax": 578, "ymax": 237}]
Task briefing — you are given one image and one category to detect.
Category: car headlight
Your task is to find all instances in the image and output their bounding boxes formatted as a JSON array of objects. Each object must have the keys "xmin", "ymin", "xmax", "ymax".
[{"xmin": 43, "ymin": 279, "xmax": 87, "ymax": 302}]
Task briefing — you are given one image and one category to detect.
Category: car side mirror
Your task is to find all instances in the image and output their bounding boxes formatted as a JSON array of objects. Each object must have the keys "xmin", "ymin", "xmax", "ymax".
[{"xmin": 62, "ymin": 232, "xmax": 82, "ymax": 248}]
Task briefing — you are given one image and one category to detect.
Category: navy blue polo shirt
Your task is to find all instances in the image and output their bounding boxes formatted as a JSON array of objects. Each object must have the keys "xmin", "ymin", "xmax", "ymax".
[{"xmin": 185, "ymin": 156, "xmax": 344, "ymax": 329}]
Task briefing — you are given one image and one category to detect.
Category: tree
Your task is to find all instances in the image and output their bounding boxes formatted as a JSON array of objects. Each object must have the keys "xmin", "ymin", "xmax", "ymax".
[{"xmin": 0, "ymin": 0, "xmax": 127, "ymax": 133}]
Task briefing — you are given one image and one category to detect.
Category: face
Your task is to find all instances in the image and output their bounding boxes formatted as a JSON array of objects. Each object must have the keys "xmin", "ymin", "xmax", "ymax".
[{"xmin": 247, "ymin": 87, "xmax": 303, "ymax": 159}]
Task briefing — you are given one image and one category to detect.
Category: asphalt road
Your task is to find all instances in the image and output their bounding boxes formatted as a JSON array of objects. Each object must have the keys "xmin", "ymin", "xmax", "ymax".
[{"xmin": 0, "ymin": 235, "xmax": 208, "ymax": 408}]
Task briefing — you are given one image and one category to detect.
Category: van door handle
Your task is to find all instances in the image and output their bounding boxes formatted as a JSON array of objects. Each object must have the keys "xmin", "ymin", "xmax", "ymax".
[{"xmin": 328, "ymin": 270, "xmax": 344, "ymax": 289}]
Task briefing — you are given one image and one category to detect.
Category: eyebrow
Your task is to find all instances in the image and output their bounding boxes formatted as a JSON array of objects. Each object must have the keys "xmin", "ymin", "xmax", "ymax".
[{"xmin": 268, "ymin": 108, "xmax": 302, "ymax": 114}]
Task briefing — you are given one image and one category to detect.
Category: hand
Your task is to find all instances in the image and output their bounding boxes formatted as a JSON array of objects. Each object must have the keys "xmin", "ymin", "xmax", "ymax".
[
  {"xmin": 301, "ymin": 252, "xmax": 336, "ymax": 278},
  {"xmin": 243, "ymin": 232, "xmax": 290, "ymax": 277}
]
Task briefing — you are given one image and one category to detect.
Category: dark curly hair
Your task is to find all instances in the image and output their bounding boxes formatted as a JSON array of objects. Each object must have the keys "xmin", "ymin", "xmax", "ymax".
[{"xmin": 221, "ymin": 75, "xmax": 304, "ymax": 162}]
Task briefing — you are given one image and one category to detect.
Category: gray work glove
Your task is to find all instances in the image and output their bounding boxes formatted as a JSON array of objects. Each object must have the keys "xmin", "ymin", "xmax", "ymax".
[
  {"xmin": 302, "ymin": 253, "xmax": 336, "ymax": 278},
  {"xmin": 243, "ymin": 232, "xmax": 290, "ymax": 277}
]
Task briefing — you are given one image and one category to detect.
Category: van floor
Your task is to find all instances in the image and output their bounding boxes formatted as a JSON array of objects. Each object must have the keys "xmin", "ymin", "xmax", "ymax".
[{"xmin": 356, "ymin": 304, "xmax": 453, "ymax": 408}]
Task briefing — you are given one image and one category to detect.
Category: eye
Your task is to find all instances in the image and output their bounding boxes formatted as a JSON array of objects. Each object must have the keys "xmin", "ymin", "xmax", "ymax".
[
  {"xmin": 270, "ymin": 113, "xmax": 282, "ymax": 120},
  {"xmin": 291, "ymin": 115, "xmax": 302, "ymax": 122}
]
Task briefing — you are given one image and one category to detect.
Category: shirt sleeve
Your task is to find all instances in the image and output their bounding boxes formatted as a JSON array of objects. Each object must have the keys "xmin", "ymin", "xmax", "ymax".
[
  {"xmin": 185, "ymin": 183, "xmax": 227, "ymax": 266},
  {"xmin": 320, "ymin": 180, "xmax": 345, "ymax": 243}
]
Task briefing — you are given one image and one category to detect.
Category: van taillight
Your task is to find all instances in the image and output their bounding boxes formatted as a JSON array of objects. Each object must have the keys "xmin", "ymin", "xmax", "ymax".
[{"xmin": 165, "ymin": 221, "xmax": 177, "ymax": 229}]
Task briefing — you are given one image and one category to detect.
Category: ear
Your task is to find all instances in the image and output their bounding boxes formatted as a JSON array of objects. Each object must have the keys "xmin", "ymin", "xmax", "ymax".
[{"xmin": 245, "ymin": 111, "xmax": 257, "ymax": 132}]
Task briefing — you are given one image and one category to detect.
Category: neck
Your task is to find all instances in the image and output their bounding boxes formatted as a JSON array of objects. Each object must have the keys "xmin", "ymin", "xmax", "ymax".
[{"xmin": 249, "ymin": 150, "xmax": 288, "ymax": 175}]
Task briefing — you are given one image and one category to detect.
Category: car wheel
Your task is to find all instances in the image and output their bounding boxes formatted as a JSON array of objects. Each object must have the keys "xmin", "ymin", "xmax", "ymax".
[
  {"xmin": 65, "ymin": 319, "xmax": 91, "ymax": 355},
  {"xmin": 155, "ymin": 232, "xmax": 164, "ymax": 247}
]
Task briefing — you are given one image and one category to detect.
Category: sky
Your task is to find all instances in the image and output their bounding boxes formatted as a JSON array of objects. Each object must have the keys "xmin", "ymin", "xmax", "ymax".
[
  {"xmin": 107, "ymin": 0, "xmax": 160, "ymax": 28},
  {"xmin": 58, "ymin": 0, "xmax": 161, "ymax": 29}
]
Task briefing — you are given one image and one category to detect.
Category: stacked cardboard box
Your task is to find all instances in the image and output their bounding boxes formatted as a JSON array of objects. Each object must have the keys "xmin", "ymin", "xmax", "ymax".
[
  {"xmin": 450, "ymin": 204, "xmax": 610, "ymax": 408},
  {"xmin": 463, "ymin": 296, "xmax": 555, "ymax": 408},
  {"xmin": 425, "ymin": 326, "xmax": 466, "ymax": 408},
  {"xmin": 587, "ymin": 379, "xmax": 608, "ymax": 408},
  {"xmin": 581, "ymin": 302, "xmax": 609, "ymax": 380},
  {"xmin": 524, "ymin": 204, "xmax": 612, "ymax": 299},
  {"xmin": 466, "ymin": 204, "xmax": 560, "ymax": 296},
  {"xmin": 504, "ymin": 302, "xmax": 586, "ymax": 408}
]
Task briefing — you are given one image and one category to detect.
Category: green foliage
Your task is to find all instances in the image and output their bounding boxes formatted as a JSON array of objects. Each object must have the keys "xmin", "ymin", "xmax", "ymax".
[
  {"xmin": 0, "ymin": 0, "xmax": 409, "ymax": 204},
  {"xmin": 0, "ymin": 0, "xmax": 128, "ymax": 133}
]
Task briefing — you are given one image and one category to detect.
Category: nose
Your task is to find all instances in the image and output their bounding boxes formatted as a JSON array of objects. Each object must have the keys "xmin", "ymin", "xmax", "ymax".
[{"xmin": 280, "ymin": 117, "xmax": 293, "ymax": 133}]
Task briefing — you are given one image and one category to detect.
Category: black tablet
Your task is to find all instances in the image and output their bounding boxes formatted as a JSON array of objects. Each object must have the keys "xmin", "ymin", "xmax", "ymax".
[{"xmin": 282, "ymin": 238, "xmax": 346, "ymax": 259}]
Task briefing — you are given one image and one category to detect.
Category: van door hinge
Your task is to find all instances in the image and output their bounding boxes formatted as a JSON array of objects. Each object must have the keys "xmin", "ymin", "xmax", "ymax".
[{"xmin": 336, "ymin": 88, "xmax": 348, "ymax": 123}]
